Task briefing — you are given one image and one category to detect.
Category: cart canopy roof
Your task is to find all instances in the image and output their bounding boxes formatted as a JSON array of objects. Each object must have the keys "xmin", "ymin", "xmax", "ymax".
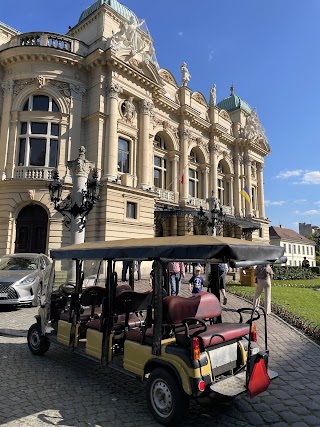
[{"xmin": 50, "ymin": 235, "xmax": 285, "ymax": 266}]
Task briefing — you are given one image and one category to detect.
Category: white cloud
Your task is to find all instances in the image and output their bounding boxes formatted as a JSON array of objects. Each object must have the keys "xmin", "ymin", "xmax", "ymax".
[
  {"xmin": 177, "ymin": 31, "xmax": 183, "ymax": 36},
  {"xmin": 294, "ymin": 209, "xmax": 320, "ymax": 215},
  {"xmin": 275, "ymin": 169, "xmax": 303, "ymax": 179},
  {"xmin": 265, "ymin": 200, "xmax": 286, "ymax": 206},
  {"xmin": 208, "ymin": 49, "xmax": 215, "ymax": 63},
  {"xmin": 293, "ymin": 199, "xmax": 307, "ymax": 204},
  {"xmin": 300, "ymin": 171, "xmax": 320, "ymax": 184}
]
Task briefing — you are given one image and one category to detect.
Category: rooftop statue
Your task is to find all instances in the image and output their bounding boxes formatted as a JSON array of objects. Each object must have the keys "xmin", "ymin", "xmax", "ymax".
[
  {"xmin": 110, "ymin": 16, "xmax": 145, "ymax": 53},
  {"xmin": 209, "ymin": 84, "xmax": 216, "ymax": 106},
  {"xmin": 180, "ymin": 62, "xmax": 191, "ymax": 87}
]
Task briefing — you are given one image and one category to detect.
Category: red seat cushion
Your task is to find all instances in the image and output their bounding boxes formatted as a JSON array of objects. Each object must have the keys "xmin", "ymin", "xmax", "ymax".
[
  {"xmin": 163, "ymin": 292, "xmax": 221, "ymax": 324},
  {"xmin": 175, "ymin": 322, "xmax": 250, "ymax": 348},
  {"xmin": 125, "ymin": 327, "xmax": 153, "ymax": 345},
  {"xmin": 86, "ymin": 319, "xmax": 101, "ymax": 331}
]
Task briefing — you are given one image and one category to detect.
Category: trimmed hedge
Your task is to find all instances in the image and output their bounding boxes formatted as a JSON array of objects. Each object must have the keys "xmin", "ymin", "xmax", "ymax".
[{"xmin": 273, "ymin": 265, "xmax": 318, "ymax": 280}]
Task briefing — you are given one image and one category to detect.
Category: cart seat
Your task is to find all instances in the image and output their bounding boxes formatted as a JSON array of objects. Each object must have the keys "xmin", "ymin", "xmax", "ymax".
[
  {"xmin": 163, "ymin": 293, "xmax": 250, "ymax": 349},
  {"xmin": 59, "ymin": 307, "xmax": 102, "ymax": 322},
  {"xmin": 125, "ymin": 327, "xmax": 153, "ymax": 345}
]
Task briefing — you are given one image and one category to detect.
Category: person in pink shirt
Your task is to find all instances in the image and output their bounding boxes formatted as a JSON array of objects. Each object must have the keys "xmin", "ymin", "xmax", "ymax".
[{"xmin": 168, "ymin": 262, "xmax": 185, "ymax": 296}]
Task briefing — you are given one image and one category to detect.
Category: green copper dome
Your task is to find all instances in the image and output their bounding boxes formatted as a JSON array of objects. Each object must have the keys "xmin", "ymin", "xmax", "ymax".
[
  {"xmin": 79, "ymin": 0, "xmax": 138, "ymax": 24},
  {"xmin": 217, "ymin": 85, "xmax": 252, "ymax": 114}
]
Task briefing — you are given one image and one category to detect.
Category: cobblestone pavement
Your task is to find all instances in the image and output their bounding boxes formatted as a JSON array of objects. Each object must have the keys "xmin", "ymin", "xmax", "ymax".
[{"xmin": 1, "ymin": 276, "xmax": 320, "ymax": 427}]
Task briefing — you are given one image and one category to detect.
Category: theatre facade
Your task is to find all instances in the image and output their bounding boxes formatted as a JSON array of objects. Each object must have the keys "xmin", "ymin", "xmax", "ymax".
[{"xmin": 0, "ymin": 0, "xmax": 270, "ymax": 255}]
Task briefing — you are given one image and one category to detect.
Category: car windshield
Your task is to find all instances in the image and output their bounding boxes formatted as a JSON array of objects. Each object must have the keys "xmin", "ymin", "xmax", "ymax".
[{"xmin": 0, "ymin": 256, "xmax": 38, "ymax": 271}]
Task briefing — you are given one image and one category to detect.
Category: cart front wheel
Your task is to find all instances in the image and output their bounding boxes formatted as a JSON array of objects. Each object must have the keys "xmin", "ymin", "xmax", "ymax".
[
  {"xmin": 146, "ymin": 368, "xmax": 188, "ymax": 426},
  {"xmin": 27, "ymin": 323, "xmax": 50, "ymax": 355}
]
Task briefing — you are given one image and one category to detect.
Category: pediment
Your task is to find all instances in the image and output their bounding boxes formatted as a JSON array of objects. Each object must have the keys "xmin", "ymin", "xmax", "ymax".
[
  {"xmin": 159, "ymin": 69, "xmax": 178, "ymax": 87},
  {"xmin": 191, "ymin": 91, "xmax": 207, "ymax": 107}
]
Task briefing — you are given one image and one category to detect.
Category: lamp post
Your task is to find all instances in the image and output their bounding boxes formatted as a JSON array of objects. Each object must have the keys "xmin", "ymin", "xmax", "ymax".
[
  {"xmin": 198, "ymin": 192, "xmax": 225, "ymax": 311},
  {"xmin": 198, "ymin": 192, "xmax": 225, "ymax": 236},
  {"xmin": 48, "ymin": 146, "xmax": 101, "ymax": 283}
]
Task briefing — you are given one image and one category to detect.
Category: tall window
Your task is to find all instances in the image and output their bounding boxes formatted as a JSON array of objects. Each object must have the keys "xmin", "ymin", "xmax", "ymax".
[
  {"xmin": 153, "ymin": 135, "xmax": 167, "ymax": 189},
  {"xmin": 126, "ymin": 201, "xmax": 137, "ymax": 219},
  {"xmin": 217, "ymin": 178, "xmax": 225, "ymax": 205},
  {"xmin": 18, "ymin": 95, "xmax": 60, "ymax": 168},
  {"xmin": 154, "ymin": 156, "xmax": 167, "ymax": 189},
  {"xmin": 189, "ymin": 168, "xmax": 199, "ymax": 197},
  {"xmin": 118, "ymin": 137, "xmax": 130, "ymax": 173}
]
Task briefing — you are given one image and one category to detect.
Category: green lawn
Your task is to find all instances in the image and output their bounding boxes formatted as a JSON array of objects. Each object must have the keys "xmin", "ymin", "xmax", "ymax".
[{"xmin": 227, "ymin": 278, "xmax": 320, "ymax": 330}]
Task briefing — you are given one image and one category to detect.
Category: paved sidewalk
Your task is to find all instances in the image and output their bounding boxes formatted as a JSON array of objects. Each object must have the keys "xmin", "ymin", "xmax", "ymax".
[{"xmin": 0, "ymin": 277, "xmax": 320, "ymax": 426}]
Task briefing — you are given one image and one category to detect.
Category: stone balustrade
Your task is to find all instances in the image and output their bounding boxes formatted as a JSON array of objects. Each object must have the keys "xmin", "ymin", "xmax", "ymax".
[
  {"xmin": 5, "ymin": 32, "xmax": 88, "ymax": 56},
  {"xmin": 14, "ymin": 167, "xmax": 55, "ymax": 180},
  {"xmin": 154, "ymin": 187, "xmax": 175, "ymax": 202}
]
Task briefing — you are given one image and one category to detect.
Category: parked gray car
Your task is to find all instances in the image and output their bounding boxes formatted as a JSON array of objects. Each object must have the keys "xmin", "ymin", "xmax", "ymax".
[{"xmin": 0, "ymin": 253, "xmax": 51, "ymax": 306}]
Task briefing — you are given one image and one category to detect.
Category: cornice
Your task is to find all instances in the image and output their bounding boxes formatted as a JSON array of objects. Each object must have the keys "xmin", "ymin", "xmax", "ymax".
[{"xmin": 0, "ymin": 47, "xmax": 85, "ymax": 68}]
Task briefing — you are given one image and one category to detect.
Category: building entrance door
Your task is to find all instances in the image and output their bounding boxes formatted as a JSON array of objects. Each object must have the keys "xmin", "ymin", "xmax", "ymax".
[{"xmin": 15, "ymin": 205, "xmax": 48, "ymax": 253}]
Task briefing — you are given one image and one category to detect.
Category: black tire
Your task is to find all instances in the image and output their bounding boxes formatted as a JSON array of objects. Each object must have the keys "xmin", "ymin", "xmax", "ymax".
[
  {"xmin": 146, "ymin": 368, "xmax": 189, "ymax": 426},
  {"xmin": 27, "ymin": 323, "xmax": 50, "ymax": 355}
]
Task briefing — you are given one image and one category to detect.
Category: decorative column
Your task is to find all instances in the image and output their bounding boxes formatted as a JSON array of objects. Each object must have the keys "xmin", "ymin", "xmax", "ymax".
[
  {"xmin": 233, "ymin": 147, "xmax": 241, "ymax": 215},
  {"xmin": 257, "ymin": 163, "xmax": 265, "ymax": 218},
  {"xmin": 244, "ymin": 155, "xmax": 253, "ymax": 217},
  {"xmin": 169, "ymin": 153, "xmax": 179, "ymax": 194},
  {"xmin": 209, "ymin": 138, "xmax": 219, "ymax": 197},
  {"xmin": 0, "ymin": 80, "xmax": 14, "ymax": 179},
  {"xmin": 229, "ymin": 175, "xmax": 234, "ymax": 214},
  {"xmin": 104, "ymin": 82, "xmax": 123, "ymax": 181},
  {"xmin": 179, "ymin": 128, "xmax": 190, "ymax": 200},
  {"xmin": 200, "ymin": 165, "xmax": 209, "ymax": 199},
  {"xmin": 67, "ymin": 147, "xmax": 95, "ymax": 246},
  {"xmin": 67, "ymin": 147, "xmax": 95, "ymax": 284},
  {"xmin": 138, "ymin": 99, "xmax": 153, "ymax": 189}
]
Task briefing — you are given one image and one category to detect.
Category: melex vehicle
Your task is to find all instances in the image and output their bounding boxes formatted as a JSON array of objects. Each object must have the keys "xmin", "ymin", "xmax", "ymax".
[{"xmin": 27, "ymin": 236, "xmax": 285, "ymax": 425}]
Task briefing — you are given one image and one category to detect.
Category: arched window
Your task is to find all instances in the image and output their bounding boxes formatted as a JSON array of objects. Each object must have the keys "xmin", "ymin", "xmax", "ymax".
[
  {"xmin": 18, "ymin": 95, "xmax": 60, "ymax": 169},
  {"xmin": 217, "ymin": 160, "xmax": 229, "ymax": 205},
  {"xmin": 153, "ymin": 134, "xmax": 168, "ymax": 190}
]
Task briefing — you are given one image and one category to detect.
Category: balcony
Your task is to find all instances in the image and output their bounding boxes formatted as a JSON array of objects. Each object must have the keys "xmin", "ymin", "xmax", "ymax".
[
  {"xmin": 5, "ymin": 32, "xmax": 88, "ymax": 56},
  {"xmin": 187, "ymin": 197, "xmax": 208, "ymax": 208},
  {"xmin": 154, "ymin": 188, "xmax": 175, "ymax": 202},
  {"xmin": 14, "ymin": 167, "xmax": 55, "ymax": 180}
]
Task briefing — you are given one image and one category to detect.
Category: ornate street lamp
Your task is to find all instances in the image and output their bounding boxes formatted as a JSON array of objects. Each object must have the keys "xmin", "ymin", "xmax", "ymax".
[
  {"xmin": 198, "ymin": 192, "xmax": 225, "ymax": 236},
  {"xmin": 48, "ymin": 147, "xmax": 101, "ymax": 234}
]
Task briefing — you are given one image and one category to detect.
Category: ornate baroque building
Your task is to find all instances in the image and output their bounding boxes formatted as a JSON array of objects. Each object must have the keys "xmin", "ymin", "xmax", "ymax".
[{"xmin": 0, "ymin": 0, "xmax": 270, "ymax": 255}]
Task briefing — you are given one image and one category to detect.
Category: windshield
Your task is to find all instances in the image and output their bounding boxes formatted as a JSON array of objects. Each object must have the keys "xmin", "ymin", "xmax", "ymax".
[{"xmin": 0, "ymin": 256, "xmax": 38, "ymax": 271}]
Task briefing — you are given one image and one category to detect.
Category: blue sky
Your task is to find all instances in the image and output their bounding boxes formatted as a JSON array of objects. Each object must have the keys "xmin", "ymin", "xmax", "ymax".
[{"xmin": 1, "ymin": 0, "xmax": 320, "ymax": 232}]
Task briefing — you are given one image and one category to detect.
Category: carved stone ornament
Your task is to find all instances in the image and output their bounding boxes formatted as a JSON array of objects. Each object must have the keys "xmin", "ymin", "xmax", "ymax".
[
  {"xmin": 67, "ymin": 146, "xmax": 95, "ymax": 176},
  {"xmin": 159, "ymin": 69, "xmax": 176, "ymax": 86},
  {"xmin": 106, "ymin": 82, "xmax": 123, "ymax": 99},
  {"xmin": 49, "ymin": 80, "xmax": 71, "ymax": 97},
  {"xmin": 239, "ymin": 109, "xmax": 265, "ymax": 140},
  {"xmin": 192, "ymin": 92, "xmax": 207, "ymax": 106},
  {"xmin": 70, "ymin": 83, "xmax": 86, "ymax": 98},
  {"xmin": 12, "ymin": 79, "xmax": 34, "ymax": 96},
  {"xmin": 108, "ymin": 16, "xmax": 146, "ymax": 54},
  {"xmin": 121, "ymin": 97, "xmax": 136, "ymax": 122},
  {"xmin": 1, "ymin": 80, "xmax": 14, "ymax": 95},
  {"xmin": 209, "ymin": 141, "xmax": 219, "ymax": 153},
  {"xmin": 36, "ymin": 75, "xmax": 46, "ymax": 89},
  {"xmin": 140, "ymin": 99, "xmax": 154, "ymax": 115},
  {"xmin": 219, "ymin": 109, "xmax": 232, "ymax": 122},
  {"xmin": 179, "ymin": 128, "xmax": 191, "ymax": 140},
  {"xmin": 28, "ymin": 189, "xmax": 35, "ymax": 200}
]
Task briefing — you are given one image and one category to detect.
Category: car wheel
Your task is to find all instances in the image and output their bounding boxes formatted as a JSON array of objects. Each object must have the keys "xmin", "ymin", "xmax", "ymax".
[
  {"xmin": 27, "ymin": 323, "xmax": 50, "ymax": 355},
  {"xmin": 146, "ymin": 368, "xmax": 189, "ymax": 426}
]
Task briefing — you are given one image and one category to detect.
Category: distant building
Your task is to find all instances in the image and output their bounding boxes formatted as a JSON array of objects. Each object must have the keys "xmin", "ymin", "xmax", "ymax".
[
  {"xmin": 270, "ymin": 225, "xmax": 316, "ymax": 267},
  {"xmin": 299, "ymin": 222, "xmax": 320, "ymax": 238}
]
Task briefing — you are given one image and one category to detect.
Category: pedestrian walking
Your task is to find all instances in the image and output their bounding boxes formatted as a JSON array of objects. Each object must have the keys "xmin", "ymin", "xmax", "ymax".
[
  {"xmin": 218, "ymin": 263, "xmax": 228, "ymax": 305},
  {"xmin": 168, "ymin": 261, "xmax": 185, "ymax": 296},
  {"xmin": 253, "ymin": 263, "xmax": 273, "ymax": 315}
]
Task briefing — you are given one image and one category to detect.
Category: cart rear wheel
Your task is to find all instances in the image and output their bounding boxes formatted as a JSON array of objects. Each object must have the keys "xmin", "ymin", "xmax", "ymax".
[
  {"xmin": 146, "ymin": 368, "xmax": 188, "ymax": 426},
  {"xmin": 27, "ymin": 323, "xmax": 50, "ymax": 355}
]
